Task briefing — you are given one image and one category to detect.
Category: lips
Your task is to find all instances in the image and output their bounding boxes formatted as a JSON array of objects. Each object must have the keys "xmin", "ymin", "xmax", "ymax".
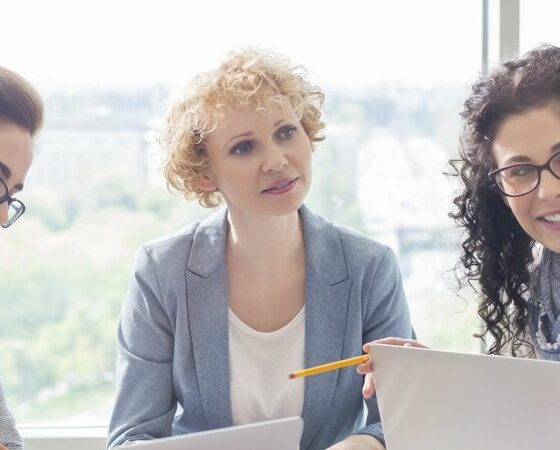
[
  {"xmin": 538, "ymin": 209, "xmax": 560, "ymax": 223},
  {"xmin": 262, "ymin": 177, "xmax": 298, "ymax": 193},
  {"xmin": 542, "ymin": 214, "xmax": 560, "ymax": 224}
]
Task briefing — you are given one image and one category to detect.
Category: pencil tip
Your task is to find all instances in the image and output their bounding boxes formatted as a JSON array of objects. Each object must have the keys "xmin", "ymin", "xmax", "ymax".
[{"xmin": 288, "ymin": 373, "xmax": 295, "ymax": 379}]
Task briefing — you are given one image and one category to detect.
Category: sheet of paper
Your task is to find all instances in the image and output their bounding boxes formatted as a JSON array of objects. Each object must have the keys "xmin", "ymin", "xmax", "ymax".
[{"xmin": 370, "ymin": 344, "xmax": 560, "ymax": 450}]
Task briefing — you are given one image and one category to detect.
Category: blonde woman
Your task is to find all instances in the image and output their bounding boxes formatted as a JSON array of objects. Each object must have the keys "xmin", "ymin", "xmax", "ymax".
[{"xmin": 108, "ymin": 49, "xmax": 414, "ymax": 450}]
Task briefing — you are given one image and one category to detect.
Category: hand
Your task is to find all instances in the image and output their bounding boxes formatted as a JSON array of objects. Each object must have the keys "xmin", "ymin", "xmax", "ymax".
[
  {"xmin": 358, "ymin": 337, "xmax": 429, "ymax": 399},
  {"xmin": 0, "ymin": 444, "xmax": 8, "ymax": 450},
  {"xmin": 326, "ymin": 434, "xmax": 385, "ymax": 449}
]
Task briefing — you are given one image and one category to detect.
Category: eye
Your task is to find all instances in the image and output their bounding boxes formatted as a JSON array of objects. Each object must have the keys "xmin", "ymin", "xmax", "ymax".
[
  {"xmin": 277, "ymin": 125, "xmax": 297, "ymax": 139},
  {"xmin": 551, "ymin": 152, "xmax": 560, "ymax": 172},
  {"xmin": 504, "ymin": 165, "xmax": 536, "ymax": 178},
  {"xmin": 230, "ymin": 140, "xmax": 254, "ymax": 155}
]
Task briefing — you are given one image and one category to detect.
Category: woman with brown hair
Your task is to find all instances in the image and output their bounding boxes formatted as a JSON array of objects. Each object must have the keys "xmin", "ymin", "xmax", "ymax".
[{"xmin": 0, "ymin": 65, "xmax": 44, "ymax": 450}]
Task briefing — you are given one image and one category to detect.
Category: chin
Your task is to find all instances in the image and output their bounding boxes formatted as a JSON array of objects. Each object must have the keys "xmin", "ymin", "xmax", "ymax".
[
  {"xmin": 265, "ymin": 203, "xmax": 303, "ymax": 217},
  {"xmin": 259, "ymin": 187, "xmax": 308, "ymax": 216},
  {"xmin": 260, "ymin": 197, "xmax": 305, "ymax": 216},
  {"xmin": 541, "ymin": 240, "xmax": 560, "ymax": 254}
]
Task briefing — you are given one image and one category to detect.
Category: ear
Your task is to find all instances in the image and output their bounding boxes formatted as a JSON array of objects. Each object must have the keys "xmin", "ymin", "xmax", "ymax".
[{"xmin": 198, "ymin": 169, "xmax": 218, "ymax": 192}]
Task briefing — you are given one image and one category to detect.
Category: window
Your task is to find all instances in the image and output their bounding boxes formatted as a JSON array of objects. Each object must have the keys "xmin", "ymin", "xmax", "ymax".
[
  {"xmin": 520, "ymin": 0, "xmax": 560, "ymax": 52},
  {"xmin": 0, "ymin": 0, "xmax": 482, "ymax": 427}
]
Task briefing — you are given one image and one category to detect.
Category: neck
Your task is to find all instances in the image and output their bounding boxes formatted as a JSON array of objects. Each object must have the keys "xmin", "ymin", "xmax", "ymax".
[{"xmin": 226, "ymin": 207, "xmax": 304, "ymax": 266}]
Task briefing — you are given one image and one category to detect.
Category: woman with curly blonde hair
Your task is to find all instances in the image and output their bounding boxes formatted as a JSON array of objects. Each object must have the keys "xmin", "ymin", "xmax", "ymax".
[{"xmin": 108, "ymin": 49, "xmax": 413, "ymax": 450}]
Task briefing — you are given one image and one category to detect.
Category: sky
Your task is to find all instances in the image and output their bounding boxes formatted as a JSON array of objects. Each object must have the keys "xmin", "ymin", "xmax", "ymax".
[{"xmin": 1, "ymin": 0, "xmax": 484, "ymax": 91}]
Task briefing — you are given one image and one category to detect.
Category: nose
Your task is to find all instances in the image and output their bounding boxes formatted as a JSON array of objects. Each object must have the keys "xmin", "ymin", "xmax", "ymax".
[
  {"xmin": 0, "ymin": 201, "xmax": 8, "ymax": 227},
  {"xmin": 537, "ymin": 168, "xmax": 560, "ymax": 200},
  {"xmin": 261, "ymin": 141, "xmax": 288, "ymax": 173}
]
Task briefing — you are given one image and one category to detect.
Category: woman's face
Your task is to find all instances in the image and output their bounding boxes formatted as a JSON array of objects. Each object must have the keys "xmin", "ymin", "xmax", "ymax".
[
  {"xmin": 0, "ymin": 121, "xmax": 32, "ymax": 227},
  {"xmin": 201, "ymin": 98, "xmax": 312, "ymax": 218},
  {"xmin": 492, "ymin": 103, "xmax": 560, "ymax": 252}
]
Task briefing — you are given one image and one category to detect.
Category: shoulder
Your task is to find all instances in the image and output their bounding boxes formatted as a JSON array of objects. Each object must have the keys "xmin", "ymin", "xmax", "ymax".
[
  {"xmin": 138, "ymin": 221, "xmax": 199, "ymax": 266},
  {"xmin": 333, "ymin": 222, "xmax": 391, "ymax": 260},
  {"xmin": 310, "ymin": 208, "xmax": 393, "ymax": 264},
  {"xmin": 302, "ymin": 206, "xmax": 398, "ymax": 282},
  {"xmin": 333, "ymin": 221, "xmax": 400, "ymax": 282},
  {"xmin": 142, "ymin": 221, "xmax": 199, "ymax": 255},
  {"xmin": 135, "ymin": 208, "xmax": 227, "ymax": 271}
]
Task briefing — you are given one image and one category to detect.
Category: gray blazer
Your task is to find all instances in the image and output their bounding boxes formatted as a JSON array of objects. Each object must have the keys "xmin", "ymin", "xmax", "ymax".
[{"xmin": 107, "ymin": 206, "xmax": 414, "ymax": 449}]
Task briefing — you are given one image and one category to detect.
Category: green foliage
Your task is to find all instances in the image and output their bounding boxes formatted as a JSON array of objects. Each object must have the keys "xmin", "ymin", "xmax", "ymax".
[{"xmin": 0, "ymin": 172, "xmax": 209, "ymax": 423}]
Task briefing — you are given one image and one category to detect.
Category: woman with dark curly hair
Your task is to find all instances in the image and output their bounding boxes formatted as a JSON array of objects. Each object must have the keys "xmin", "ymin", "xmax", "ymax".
[
  {"xmin": 445, "ymin": 44, "xmax": 560, "ymax": 359},
  {"xmin": 359, "ymin": 44, "xmax": 560, "ymax": 398}
]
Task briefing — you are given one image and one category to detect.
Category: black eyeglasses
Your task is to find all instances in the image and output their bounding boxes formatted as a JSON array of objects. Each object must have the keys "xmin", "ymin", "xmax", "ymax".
[
  {"xmin": 0, "ymin": 176, "xmax": 26, "ymax": 228},
  {"xmin": 488, "ymin": 152, "xmax": 560, "ymax": 197}
]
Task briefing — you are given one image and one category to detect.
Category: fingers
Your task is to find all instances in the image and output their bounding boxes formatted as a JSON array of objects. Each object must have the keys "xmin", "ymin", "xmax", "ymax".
[
  {"xmin": 359, "ymin": 338, "xmax": 429, "ymax": 401},
  {"xmin": 365, "ymin": 337, "xmax": 430, "ymax": 349},
  {"xmin": 356, "ymin": 359, "xmax": 372, "ymax": 374},
  {"xmin": 362, "ymin": 372, "xmax": 376, "ymax": 399},
  {"xmin": 360, "ymin": 337, "xmax": 428, "ymax": 375}
]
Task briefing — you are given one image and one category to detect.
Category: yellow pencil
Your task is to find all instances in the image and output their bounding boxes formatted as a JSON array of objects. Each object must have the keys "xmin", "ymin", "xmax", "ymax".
[{"xmin": 288, "ymin": 354, "xmax": 370, "ymax": 379}]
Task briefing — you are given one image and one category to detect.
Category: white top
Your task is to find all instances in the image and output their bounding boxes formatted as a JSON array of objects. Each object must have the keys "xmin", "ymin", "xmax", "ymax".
[{"xmin": 228, "ymin": 306, "xmax": 305, "ymax": 426}]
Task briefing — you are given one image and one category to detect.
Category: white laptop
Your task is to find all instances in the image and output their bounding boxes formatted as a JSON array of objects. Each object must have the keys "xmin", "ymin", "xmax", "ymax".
[
  {"xmin": 117, "ymin": 416, "xmax": 303, "ymax": 450},
  {"xmin": 370, "ymin": 344, "xmax": 560, "ymax": 450}
]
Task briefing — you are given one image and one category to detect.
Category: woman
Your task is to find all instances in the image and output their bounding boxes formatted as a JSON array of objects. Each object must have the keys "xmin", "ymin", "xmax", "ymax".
[
  {"xmin": 359, "ymin": 44, "xmax": 560, "ymax": 397},
  {"xmin": 0, "ymin": 66, "xmax": 44, "ymax": 450},
  {"xmin": 107, "ymin": 49, "xmax": 414, "ymax": 450}
]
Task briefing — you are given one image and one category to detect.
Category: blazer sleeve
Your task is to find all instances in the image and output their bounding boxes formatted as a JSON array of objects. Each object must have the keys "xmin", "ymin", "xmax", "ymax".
[
  {"xmin": 107, "ymin": 246, "xmax": 177, "ymax": 449},
  {"xmin": 357, "ymin": 246, "xmax": 414, "ymax": 445},
  {"xmin": 0, "ymin": 379, "xmax": 23, "ymax": 450}
]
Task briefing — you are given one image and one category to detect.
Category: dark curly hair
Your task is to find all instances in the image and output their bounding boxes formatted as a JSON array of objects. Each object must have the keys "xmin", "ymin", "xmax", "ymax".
[{"xmin": 450, "ymin": 44, "xmax": 560, "ymax": 356}]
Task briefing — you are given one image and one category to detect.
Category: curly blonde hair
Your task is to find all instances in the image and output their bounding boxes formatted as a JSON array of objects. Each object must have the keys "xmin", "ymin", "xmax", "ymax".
[{"xmin": 159, "ymin": 48, "xmax": 325, "ymax": 208}]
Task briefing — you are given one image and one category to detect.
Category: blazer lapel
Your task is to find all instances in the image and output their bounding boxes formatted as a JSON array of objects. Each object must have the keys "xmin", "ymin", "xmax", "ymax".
[
  {"xmin": 298, "ymin": 206, "xmax": 352, "ymax": 449},
  {"xmin": 185, "ymin": 208, "xmax": 233, "ymax": 429},
  {"xmin": 183, "ymin": 205, "xmax": 351, "ymax": 441}
]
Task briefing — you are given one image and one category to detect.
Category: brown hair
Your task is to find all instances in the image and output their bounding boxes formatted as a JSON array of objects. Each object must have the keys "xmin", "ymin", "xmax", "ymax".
[{"xmin": 0, "ymin": 66, "xmax": 44, "ymax": 136}]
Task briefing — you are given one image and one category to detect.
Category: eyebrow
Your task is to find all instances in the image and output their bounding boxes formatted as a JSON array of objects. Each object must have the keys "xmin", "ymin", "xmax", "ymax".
[
  {"xmin": 0, "ymin": 162, "xmax": 23, "ymax": 192},
  {"xmin": 502, "ymin": 142, "xmax": 560, "ymax": 165},
  {"xmin": 222, "ymin": 119, "xmax": 289, "ymax": 151}
]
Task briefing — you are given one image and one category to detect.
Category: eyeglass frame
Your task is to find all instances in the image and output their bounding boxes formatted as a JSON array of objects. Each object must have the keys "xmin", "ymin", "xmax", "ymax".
[
  {"xmin": 0, "ymin": 176, "xmax": 26, "ymax": 228},
  {"xmin": 488, "ymin": 151, "xmax": 560, "ymax": 198}
]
